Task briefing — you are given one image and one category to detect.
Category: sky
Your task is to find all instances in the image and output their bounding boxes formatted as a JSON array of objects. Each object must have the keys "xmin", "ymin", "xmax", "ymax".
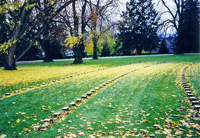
[{"xmin": 117, "ymin": 0, "xmax": 176, "ymax": 34}]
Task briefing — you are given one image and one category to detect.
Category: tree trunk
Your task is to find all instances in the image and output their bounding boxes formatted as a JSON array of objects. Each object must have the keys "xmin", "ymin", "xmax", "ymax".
[
  {"xmin": 73, "ymin": 53, "xmax": 83, "ymax": 64},
  {"xmin": 137, "ymin": 48, "xmax": 142, "ymax": 55},
  {"xmin": 4, "ymin": 2, "xmax": 29, "ymax": 70},
  {"xmin": 73, "ymin": 42, "xmax": 84, "ymax": 64},
  {"xmin": 72, "ymin": 0, "xmax": 83, "ymax": 64},
  {"xmin": 177, "ymin": 13, "xmax": 184, "ymax": 54},
  {"xmin": 43, "ymin": 40, "xmax": 53, "ymax": 62},
  {"xmin": 4, "ymin": 43, "xmax": 17, "ymax": 70},
  {"xmin": 93, "ymin": 37, "xmax": 98, "ymax": 59}
]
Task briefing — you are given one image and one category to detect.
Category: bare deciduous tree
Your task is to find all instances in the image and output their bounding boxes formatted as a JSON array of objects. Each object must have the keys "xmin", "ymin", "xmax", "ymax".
[
  {"xmin": 88, "ymin": 0, "xmax": 119, "ymax": 59},
  {"xmin": 159, "ymin": 0, "xmax": 185, "ymax": 53}
]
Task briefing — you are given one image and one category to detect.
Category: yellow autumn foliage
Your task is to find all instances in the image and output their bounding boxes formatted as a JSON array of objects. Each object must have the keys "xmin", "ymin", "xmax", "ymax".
[
  {"xmin": 0, "ymin": 64, "xmax": 100, "ymax": 91},
  {"xmin": 64, "ymin": 36, "xmax": 80, "ymax": 49},
  {"xmin": 0, "ymin": 40, "xmax": 17, "ymax": 54},
  {"xmin": 84, "ymin": 40, "xmax": 93, "ymax": 55}
]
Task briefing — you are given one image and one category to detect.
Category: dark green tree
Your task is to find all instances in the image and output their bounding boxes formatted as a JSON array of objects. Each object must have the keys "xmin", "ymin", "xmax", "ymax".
[
  {"xmin": 50, "ymin": 40, "xmax": 63, "ymax": 59},
  {"xmin": 101, "ymin": 42, "xmax": 110, "ymax": 57},
  {"xmin": 160, "ymin": 0, "xmax": 199, "ymax": 54},
  {"xmin": 118, "ymin": 0, "xmax": 160, "ymax": 55},
  {"xmin": 17, "ymin": 46, "xmax": 42, "ymax": 60},
  {"xmin": 113, "ymin": 38, "xmax": 122, "ymax": 55},
  {"xmin": 180, "ymin": 0, "xmax": 199, "ymax": 53},
  {"xmin": 158, "ymin": 38, "xmax": 169, "ymax": 54}
]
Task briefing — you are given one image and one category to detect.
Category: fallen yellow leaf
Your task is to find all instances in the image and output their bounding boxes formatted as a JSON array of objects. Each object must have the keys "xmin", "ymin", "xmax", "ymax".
[{"xmin": 16, "ymin": 119, "xmax": 20, "ymax": 123}]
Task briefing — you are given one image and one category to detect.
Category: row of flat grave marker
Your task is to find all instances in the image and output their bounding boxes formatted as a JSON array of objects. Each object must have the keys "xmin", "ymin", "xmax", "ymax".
[
  {"xmin": 34, "ymin": 80, "xmax": 114, "ymax": 131},
  {"xmin": 1, "ymin": 60, "xmax": 170, "ymax": 100},
  {"xmin": 182, "ymin": 63, "xmax": 200, "ymax": 111},
  {"xmin": 9, "ymin": 61, "xmax": 170, "ymax": 101},
  {"xmin": 44, "ymin": 61, "xmax": 169, "ymax": 125},
  {"xmin": 1, "ymin": 62, "xmax": 137, "ymax": 99},
  {"xmin": 31, "ymin": 60, "xmax": 173, "ymax": 132}
]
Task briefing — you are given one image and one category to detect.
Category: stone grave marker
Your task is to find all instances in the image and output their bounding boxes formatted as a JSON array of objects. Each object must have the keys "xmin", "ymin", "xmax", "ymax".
[
  {"xmin": 185, "ymin": 88, "xmax": 190, "ymax": 91},
  {"xmin": 99, "ymin": 85, "xmax": 103, "ymax": 88},
  {"xmin": 62, "ymin": 107, "xmax": 69, "ymax": 111},
  {"xmin": 53, "ymin": 112, "xmax": 60, "ymax": 117},
  {"xmin": 86, "ymin": 92, "xmax": 92, "ymax": 96},
  {"xmin": 185, "ymin": 90, "xmax": 192, "ymax": 93},
  {"xmin": 189, "ymin": 97, "xmax": 197, "ymax": 101},
  {"xmin": 195, "ymin": 105, "xmax": 200, "ymax": 110},
  {"xmin": 76, "ymin": 99, "xmax": 82, "ymax": 103},
  {"xmin": 70, "ymin": 102, "xmax": 76, "ymax": 106},
  {"xmin": 192, "ymin": 101, "xmax": 199, "ymax": 105},
  {"xmin": 14, "ymin": 90, "xmax": 19, "ymax": 93},
  {"xmin": 187, "ymin": 93, "xmax": 193, "ymax": 97},
  {"xmin": 32, "ymin": 125, "xmax": 41, "ymax": 129},
  {"xmin": 5, "ymin": 93, "xmax": 10, "ymax": 96},
  {"xmin": 81, "ymin": 95, "xmax": 87, "ymax": 99},
  {"xmin": 43, "ymin": 118, "xmax": 53, "ymax": 122}
]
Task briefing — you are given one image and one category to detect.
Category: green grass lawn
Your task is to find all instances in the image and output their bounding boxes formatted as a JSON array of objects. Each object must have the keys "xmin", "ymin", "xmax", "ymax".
[
  {"xmin": 0, "ymin": 54, "xmax": 200, "ymax": 138},
  {"xmin": 0, "ymin": 55, "xmax": 174, "ymax": 96},
  {"xmin": 187, "ymin": 62, "xmax": 200, "ymax": 96}
]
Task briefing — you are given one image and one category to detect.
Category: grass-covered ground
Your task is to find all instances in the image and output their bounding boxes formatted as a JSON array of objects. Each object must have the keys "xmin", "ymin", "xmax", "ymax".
[
  {"xmin": 0, "ymin": 55, "xmax": 172, "ymax": 96},
  {"xmin": 187, "ymin": 62, "xmax": 200, "ymax": 95},
  {"xmin": 0, "ymin": 54, "xmax": 200, "ymax": 138}
]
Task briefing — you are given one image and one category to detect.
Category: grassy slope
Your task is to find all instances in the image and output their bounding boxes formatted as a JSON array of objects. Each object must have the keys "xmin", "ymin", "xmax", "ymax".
[{"xmin": 0, "ymin": 55, "xmax": 200, "ymax": 137}]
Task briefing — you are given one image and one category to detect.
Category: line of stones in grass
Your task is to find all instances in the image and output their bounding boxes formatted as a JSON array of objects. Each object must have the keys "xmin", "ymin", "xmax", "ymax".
[
  {"xmin": 181, "ymin": 60, "xmax": 200, "ymax": 110},
  {"xmin": 180, "ymin": 60, "xmax": 200, "ymax": 134},
  {"xmin": 28, "ymin": 60, "xmax": 173, "ymax": 134},
  {"xmin": 0, "ymin": 61, "xmax": 149, "ymax": 100}
]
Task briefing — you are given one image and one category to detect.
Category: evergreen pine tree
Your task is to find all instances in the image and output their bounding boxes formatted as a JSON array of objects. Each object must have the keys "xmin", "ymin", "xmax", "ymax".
[
  {"xmin": 180, "ymin": 0, "xmax": 199, "ymax": 53},
  {"xmin": 101, "ymin": 42, "xmax": 110, "ymax": 57},
  {"xmin": 117, "ymin": 0, "xmax": 160, "ymax": 55},
  {"xmin": 158, "ymin": 38, "xmax": 169, "ymax": 54}
]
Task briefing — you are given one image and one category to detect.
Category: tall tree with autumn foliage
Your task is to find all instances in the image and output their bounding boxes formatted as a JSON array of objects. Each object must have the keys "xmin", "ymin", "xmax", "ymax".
[
  {"xmin": 88, "ymin": 0, "xmax": 119, "ymax": 59},
  {"xmin": 62, "ymin": 0, "xmax": 89, "ymax": 64}
]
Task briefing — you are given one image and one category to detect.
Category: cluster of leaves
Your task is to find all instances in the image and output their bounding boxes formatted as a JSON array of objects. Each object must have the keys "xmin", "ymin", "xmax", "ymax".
[
  {"xmin": 65, "ymin": 32, "xmax": 117, "ymax": 56},
  {"xmin": 0, "ymin": 40, "xmax": 17, "ymax": 54}
]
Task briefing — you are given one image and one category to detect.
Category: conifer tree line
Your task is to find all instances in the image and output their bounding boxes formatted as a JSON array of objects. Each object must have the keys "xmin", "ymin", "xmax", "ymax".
[{"xmin": 0, "ymin": 0, "xmax": 199, "ymax": 70}]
